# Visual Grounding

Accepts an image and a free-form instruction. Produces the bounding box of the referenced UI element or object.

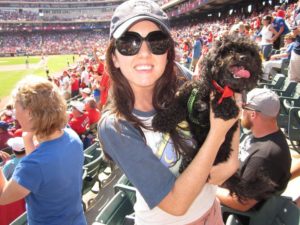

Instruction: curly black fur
[152,35,262,199]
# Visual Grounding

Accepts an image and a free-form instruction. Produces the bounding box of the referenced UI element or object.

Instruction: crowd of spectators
[0,0,299,223]
[0,9,112,22]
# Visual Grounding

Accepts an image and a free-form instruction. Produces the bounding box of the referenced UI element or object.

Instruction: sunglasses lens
[116,33,141,56]
[147,31,170,55]
[116,31,170,56]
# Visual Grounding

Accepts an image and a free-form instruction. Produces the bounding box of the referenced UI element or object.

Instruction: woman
[259,15,278,61]
[262,33,295,79]
[289,24,300,82]
[0,77,87,225]
[98,0,240,224]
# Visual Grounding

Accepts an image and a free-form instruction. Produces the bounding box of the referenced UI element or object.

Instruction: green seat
[258,74,286,89]
[287,107,300,150]
[9,212,27,225]
[277,83,300,129]
[82,143,108,211]
[226,214,243,225]
[222,195,300,225]
[273,80,297,97]
[92,190,135,225]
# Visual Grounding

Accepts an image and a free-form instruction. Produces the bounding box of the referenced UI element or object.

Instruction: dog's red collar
[212,80,234,104]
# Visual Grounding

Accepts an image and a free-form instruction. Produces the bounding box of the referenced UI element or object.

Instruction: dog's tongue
[231,66,250,78]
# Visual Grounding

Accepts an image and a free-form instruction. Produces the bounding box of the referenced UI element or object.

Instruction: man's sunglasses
[115,30,170,56]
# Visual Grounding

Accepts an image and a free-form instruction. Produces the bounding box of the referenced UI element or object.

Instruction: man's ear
[112,53,120,68]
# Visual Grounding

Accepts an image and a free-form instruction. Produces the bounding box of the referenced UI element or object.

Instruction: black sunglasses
[115,30,170,56]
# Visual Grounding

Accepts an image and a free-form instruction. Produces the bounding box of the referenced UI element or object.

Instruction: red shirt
[68,114,89,135]
[85,109,101,125]
[0,131,12,150]
[100,72,110,106]
[97,62,104,75]
[71,77,79,92]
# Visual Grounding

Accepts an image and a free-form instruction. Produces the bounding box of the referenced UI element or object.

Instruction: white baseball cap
[7,137,25,152]
[70,101,85,113]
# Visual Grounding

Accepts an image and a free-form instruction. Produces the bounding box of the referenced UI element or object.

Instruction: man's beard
[241,114,253,130]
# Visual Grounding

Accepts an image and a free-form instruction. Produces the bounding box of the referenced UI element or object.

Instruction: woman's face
[14,101,32,132]
[112,20,168,93]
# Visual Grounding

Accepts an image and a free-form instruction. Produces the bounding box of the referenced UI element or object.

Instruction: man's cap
[245,88,280,117]
[0,121,9,130]
[70,101,85,113]
[81,88,91,95]
[110,0,170,39]
[7,137,25,152]
[276,10,285,18]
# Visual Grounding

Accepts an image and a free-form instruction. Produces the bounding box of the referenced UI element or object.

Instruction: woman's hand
[0,151,11,165]
[209,93,242,135]
[22,132,36,155]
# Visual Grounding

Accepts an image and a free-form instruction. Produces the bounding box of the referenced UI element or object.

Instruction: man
[272,11,290,49]
[1,137,26,180]
[0,121,12,152]
[189,32,202,72]
[84,97,101,126]
[217,88,291,212]
[288,23,300,82]
[68,101,89,135]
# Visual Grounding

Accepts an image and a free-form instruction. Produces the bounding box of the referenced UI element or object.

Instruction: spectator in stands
[84,97,100,126]
[0,77,86,225]
[98,70,110,110]
[262,33,295,79]
[70,73,80,98]
[68,101,89,135]
[272,10,290,49]
[99,0,240,224]
[60,70,71,100]
[217,89,291,215]
[189,32,202,71]
[259,15,278,61]
[80,87,91,100]
[80,66,90,88]
[288,23,300,82]
[1,137,25,180]
[0,121,12,152]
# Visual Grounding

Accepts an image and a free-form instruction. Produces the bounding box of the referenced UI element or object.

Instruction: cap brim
[112,15,170,39]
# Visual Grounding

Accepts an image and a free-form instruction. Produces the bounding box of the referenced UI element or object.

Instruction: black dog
[152,35,262,198]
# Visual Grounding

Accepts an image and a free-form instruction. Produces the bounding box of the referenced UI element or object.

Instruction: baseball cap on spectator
[70,101,85,113]
[0,121,9,130]
[4,110,12,116]
[110,0,170,39]
[81,88,91,95]
[276,10,285,18]
[7,137,25,152]
[244,88,280,117]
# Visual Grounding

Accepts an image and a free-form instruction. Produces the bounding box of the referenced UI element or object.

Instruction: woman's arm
[158,97,240,216]
[208,124,240,185]
[0,170,29,205]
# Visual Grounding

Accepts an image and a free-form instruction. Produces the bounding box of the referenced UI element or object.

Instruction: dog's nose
[240,55,248,62]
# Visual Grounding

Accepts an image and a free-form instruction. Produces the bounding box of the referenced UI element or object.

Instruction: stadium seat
[277,83,300,129]
[258,73,286,89]
[221,195,300,225]
[82,143,108,211]
[286,107,300,151]
[225,214,243,225]
[92,190,135,225]
[9,212,27,225]
[269,58,290,77]
[272,80,298,97]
